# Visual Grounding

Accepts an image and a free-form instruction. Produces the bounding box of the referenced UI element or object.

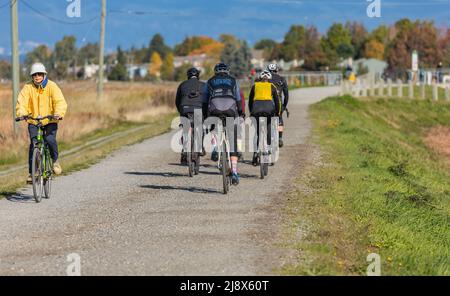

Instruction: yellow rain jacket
[16,78,68,126]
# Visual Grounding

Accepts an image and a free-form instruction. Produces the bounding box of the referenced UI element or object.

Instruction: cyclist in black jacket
[267,63,289,147]
[175,67,207,164]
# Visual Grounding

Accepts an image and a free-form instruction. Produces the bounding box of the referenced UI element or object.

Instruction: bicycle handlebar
[15,115,62,122]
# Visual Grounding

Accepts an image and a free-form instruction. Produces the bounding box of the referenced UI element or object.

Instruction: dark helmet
[214,62,230,75]
[187,67,200,79]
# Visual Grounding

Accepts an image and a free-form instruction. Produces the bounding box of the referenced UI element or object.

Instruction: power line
[21,0,98,25]
[108,9,188,17]
[0,0,12,10]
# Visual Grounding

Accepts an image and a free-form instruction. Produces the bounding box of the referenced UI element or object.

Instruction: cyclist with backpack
[248,70,280,166]
[175,67,207,164]
[15,63,68,184]
[267,63,289,148]
[206,62,243,185]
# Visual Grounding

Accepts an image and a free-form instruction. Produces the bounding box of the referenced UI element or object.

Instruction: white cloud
[0,47,5,55]
[18,41,47,54]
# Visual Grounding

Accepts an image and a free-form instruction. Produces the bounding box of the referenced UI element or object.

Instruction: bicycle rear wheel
[259,151,265,179]
[194,153,200,175]
[263,161,269,176]
[31,148,43,203]
[187,151,194,177]
[221,149,229,194]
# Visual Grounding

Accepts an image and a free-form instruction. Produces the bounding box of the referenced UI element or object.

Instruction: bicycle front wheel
[43,152,52,199]
[259,151,265,179]
[31,148,43,203]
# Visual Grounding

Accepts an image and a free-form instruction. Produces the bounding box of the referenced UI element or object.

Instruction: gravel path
[0,87,339,275]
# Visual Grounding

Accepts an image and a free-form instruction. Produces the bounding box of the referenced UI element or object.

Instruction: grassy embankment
[281,86,450,275]
[0,81,177,198]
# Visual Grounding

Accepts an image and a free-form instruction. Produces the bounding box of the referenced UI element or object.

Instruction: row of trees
[1,18,448,82]
[113,33,252,80]
[255,19,449,74]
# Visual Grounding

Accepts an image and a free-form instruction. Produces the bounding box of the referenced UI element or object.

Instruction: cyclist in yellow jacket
[248,70,280,165]
[16,63,68,184]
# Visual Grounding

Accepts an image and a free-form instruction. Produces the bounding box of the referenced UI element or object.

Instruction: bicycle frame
[35,125,52,180]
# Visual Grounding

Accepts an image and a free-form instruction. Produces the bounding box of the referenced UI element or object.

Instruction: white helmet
[259,70,272,80]
[267,63,278,73]
[30,63,47,76]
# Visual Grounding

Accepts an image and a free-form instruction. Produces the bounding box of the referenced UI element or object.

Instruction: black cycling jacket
[270,73,289,109]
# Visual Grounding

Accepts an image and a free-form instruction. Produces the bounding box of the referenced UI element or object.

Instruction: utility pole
[11,0,20,134]
[97,0,106,101]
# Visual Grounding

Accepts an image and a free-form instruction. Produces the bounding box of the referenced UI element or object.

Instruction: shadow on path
[6,193,36,203]
[125,172,185,178]
[140,184,222,194]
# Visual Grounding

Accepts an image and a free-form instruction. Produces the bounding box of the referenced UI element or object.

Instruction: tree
[25,44,52,68]
[438,28,450,66]
[345,21,368,59]
[174,62,193,81]
[321,23,352,67]
[174,36,223,57]
[53,35,77,79]
[0,60,11,80]
[108,46,128,81]
[370,25,391,46]
[189,38,224,58]
[219,34,239,46]
[220,39,252,78]
[147,34,171,61]
[386,19,442,75]
[303,26,328,70]
[77,43,99,64]
[130,46,148,64]
[148,52,163,79]
[160,53,174,80]
[363,39,385,60]
[337,43,355,59]
[280,25,306,61]
[254,38,278,59]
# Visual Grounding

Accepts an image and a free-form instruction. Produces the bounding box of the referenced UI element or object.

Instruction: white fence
[239,71,343,88]
[341,78,450,101]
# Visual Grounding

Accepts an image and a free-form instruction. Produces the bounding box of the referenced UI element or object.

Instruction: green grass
[282,95,450,275]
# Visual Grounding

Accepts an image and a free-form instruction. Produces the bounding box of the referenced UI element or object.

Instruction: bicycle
[256,116,271,179]
[215,116,232,194]
[16,115,60,203]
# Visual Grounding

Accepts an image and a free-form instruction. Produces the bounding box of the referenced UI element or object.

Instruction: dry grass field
[0,81,176,169]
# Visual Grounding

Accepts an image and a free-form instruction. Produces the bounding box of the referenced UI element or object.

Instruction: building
[250,49,265,69]
[173,54,214,72]
[127,64,149,80]
[250,48,303,71]
[83,64,100,79]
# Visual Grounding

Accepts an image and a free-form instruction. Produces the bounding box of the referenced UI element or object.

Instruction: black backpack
[180,79,204,116]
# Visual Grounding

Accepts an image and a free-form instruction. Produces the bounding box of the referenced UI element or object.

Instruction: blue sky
[0,0,449,55]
